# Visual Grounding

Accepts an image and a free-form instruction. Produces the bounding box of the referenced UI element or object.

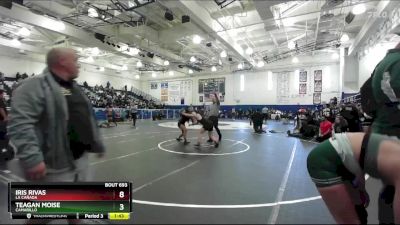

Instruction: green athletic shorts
[307,135,355,187]
[307,133,399,187]
[364,133,399,181]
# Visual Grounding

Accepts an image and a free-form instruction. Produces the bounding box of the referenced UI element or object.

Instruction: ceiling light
[238,63,243,69]
[121,45,128,52]
[190,56,196,62]
[288,41,296,49]
[340,33,350,42]
[136,61,143,68]
[91,47,100,56]
[11,39,21,47]
[152,72,157,78]
[188,69,193,74]
[128,1,137,8]
[130,47,139,55]
[332,53,339,60]
[352,4,366,15]
[55,21,65,31]
[18,27,30,36]
[282,17,295,27]
[99,67,105,72]
[220,50,227,58]
[219,59,222,65]
[168,71,174,76]
[245,47,253,55]
[135,75,140,79]
[292,57,299,63]
[257,61,265,68]
[164,60,170,66]
[86,56,94,63]
[193,35,202,44]
[88,8,98,18]
[44,20,65,31]
[235,44,244,55]
[122,65,128,70]
[211,66,217,72]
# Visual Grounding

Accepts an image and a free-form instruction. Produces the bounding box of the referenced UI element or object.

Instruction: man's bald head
[46,48,75,67]
[46,48,80,80]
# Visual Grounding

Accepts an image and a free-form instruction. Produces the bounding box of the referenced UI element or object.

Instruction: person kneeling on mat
[181,111,219,148]
[307,132,400,224]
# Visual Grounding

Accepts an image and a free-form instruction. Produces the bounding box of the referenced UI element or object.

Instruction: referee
[208,93,222,142]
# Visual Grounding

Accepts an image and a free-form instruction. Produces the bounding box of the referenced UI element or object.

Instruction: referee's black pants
[208,116,221,141]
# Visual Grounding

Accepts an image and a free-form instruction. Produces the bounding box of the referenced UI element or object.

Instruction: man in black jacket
[251,109,265,133]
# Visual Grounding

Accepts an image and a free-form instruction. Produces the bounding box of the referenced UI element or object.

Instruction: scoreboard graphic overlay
[198,78,225,102]
[9,182,132,220]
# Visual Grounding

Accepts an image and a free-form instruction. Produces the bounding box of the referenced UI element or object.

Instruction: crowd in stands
[0,72,368,136]
[209,96,367,141]
[81,81,164,109]
[0,72,35,106]
[1,72,164,110]
[286,96,371,142]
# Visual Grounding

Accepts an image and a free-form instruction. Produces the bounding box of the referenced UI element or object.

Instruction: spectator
[262,106,268,123]
[15,72,21,80]
[8,47,106,225]
[0,72,4,84]
[316,116,333,142]
[340,102,361,132]
[251,109,264,133]
[0,90,7,122]
[322,104,334,123]
[334,115,348,133]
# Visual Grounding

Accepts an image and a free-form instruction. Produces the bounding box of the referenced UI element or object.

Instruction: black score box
[11,213,80,219]
[11,213,130,220]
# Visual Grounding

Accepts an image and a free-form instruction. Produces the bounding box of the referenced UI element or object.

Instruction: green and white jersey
[371,49,400,137]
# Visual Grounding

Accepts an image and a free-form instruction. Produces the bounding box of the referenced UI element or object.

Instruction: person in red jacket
[316,116,333,142]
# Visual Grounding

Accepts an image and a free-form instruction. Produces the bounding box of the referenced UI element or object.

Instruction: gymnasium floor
[0,119,383,224]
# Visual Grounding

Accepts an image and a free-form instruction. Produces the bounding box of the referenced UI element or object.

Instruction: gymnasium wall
[358,42,396,88]
[142,63,340,106]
